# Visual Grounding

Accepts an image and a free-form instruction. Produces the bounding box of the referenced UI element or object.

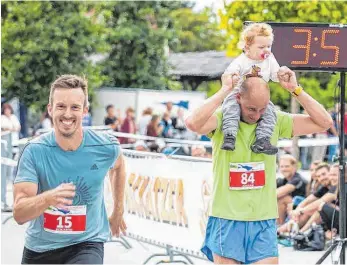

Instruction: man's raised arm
[185,73,239,135]
[277,66,333,136]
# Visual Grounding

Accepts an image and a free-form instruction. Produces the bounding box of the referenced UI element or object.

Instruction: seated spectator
[318,173,346,236]
[104,104,120,131]
[148,139,166,153]
[278,163,337,233]
[172,108,187,133]
[191,145,212,159]
[82,110,92,127]
[134,140,149,152]
[41,111,53,130]
[33,111,52,135]
[297,164,339,233]
[120,107,136,144]
[306,160,322,197]
[160,112,174,138]
[138,107,153,135]
[276,155,307,225]
[146,115,163,137]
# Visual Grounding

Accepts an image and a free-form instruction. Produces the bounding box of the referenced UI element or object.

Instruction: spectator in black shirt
[104,104,120,131]
[305,160,322,197]
[278,163,338,233]
[296,164,340,233]
[277,155,307,225]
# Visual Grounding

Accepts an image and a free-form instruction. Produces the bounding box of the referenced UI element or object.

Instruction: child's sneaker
[221,134,236,151]
[251,137,278,155]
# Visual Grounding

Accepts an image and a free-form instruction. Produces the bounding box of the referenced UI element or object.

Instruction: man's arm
[110,120,119,131]
[109,154,127,237]
[297,192,337,216]
[329,124,339,136]
[109,154,126,215]
[185,73,239,135]
[277,184,295,199]
[277,67,333,136]
[13,182,75,225]
[297,194,318,209]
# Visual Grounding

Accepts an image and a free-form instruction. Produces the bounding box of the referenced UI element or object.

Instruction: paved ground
[2,212,343,264]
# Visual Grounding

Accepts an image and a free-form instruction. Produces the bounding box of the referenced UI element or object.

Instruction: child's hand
[221,72,240,92]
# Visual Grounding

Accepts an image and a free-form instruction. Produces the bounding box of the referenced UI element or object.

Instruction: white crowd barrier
[104,149,213,256]
[27,127,341,148]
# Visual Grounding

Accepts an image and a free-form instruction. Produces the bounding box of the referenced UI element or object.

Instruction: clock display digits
[320,29,340,65]
[291,29,312,65]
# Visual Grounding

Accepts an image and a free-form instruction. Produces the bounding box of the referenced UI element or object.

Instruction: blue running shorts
[201,216,278,264]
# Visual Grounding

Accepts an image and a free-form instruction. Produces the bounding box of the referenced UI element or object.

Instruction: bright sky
[192,0,226,13]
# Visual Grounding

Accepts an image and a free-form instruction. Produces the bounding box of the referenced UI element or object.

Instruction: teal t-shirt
[15,129,120,252]
[209,109,293,221]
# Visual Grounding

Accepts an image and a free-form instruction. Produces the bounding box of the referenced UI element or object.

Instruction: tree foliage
[98,1,187,89]
[220,0,347,110]
[169,7,226,52]
[1,1,106,109]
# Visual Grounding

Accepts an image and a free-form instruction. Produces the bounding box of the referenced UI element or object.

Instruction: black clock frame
[245,21,347,72]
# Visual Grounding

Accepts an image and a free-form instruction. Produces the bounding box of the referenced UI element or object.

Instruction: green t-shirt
[209,109,293,221]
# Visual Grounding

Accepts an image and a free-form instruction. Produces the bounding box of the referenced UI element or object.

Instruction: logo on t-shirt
[90,164,98,170]
[245,65,263,78]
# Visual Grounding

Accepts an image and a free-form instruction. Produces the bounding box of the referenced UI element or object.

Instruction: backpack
[293,224,325,251]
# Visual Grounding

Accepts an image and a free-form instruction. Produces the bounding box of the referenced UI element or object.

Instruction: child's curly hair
[238,23,274,50]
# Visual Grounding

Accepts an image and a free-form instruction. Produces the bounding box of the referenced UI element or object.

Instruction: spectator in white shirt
[138,107,153,135]
[1,103,21,144]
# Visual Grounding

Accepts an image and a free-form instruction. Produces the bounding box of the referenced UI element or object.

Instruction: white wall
[93,89,136,126]
[92,88,207,126]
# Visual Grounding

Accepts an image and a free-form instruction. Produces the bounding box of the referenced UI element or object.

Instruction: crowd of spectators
[276,155,345,248]
[103,102,206,157]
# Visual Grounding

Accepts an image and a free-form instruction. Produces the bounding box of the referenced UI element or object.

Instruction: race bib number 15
[43,205,86,234]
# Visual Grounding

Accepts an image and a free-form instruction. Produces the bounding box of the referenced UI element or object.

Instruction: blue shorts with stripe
[201,217,278,264]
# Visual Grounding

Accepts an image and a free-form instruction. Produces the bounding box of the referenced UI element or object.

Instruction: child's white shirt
[224,53,280,83]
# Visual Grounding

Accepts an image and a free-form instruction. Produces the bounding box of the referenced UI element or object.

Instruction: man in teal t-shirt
[185,67,333,264]
[13,75,127,264]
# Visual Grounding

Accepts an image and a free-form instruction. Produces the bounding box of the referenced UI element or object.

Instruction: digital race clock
[265,22,347,71]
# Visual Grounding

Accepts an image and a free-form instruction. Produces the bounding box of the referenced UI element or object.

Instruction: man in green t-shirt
[185,67,333,264]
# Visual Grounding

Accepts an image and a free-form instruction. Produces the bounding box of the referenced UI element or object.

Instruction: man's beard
[59,130,75,138]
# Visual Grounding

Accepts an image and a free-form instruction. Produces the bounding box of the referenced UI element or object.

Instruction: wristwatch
[292,85,303,97]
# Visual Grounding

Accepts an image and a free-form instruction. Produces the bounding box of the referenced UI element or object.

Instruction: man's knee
[213,253,240,264]
[278,195,292,205]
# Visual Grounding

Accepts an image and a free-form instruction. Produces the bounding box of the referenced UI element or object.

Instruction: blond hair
[315,162,330,173]
[238,23,274,50]
[49,74,89,107]
[279,154,297,167]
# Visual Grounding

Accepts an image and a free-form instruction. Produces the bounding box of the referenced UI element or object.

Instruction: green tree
[98,1,187,89]
[169,7,226,52]
[220,0,347,110]
[1,1,106,109]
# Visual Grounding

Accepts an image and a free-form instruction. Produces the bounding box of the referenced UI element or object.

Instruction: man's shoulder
[293,172,307,183]
[84,129,120,147]
[29,131,55,148]
[18,132,55,161]
[276,110,291,120]
[275,111,293,132]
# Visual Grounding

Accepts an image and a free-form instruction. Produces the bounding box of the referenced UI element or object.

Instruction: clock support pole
[316,72,346,265]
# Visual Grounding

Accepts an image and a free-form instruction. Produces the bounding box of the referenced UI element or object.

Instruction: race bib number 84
[229,162,265,190]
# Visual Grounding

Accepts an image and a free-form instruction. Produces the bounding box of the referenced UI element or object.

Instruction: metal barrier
[125,232,206,265]
[1,132,14,210]
[119,149,211,264]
